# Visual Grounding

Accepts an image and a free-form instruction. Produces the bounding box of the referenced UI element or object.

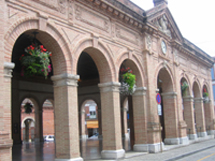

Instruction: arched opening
[118,59,146,151]
[202,85,210,133]
[121,98,129,151]
[42,99,54,138]
[157,67,175,143]
[180,78,190,120]
[10,28,65,160]
[77,51,101,160]
[20,98,35,142]
[180,78,197,140]
[193,82,207,137]
[12,31,54,144]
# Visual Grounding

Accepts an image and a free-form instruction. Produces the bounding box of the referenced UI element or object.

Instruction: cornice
[80,0,147,31]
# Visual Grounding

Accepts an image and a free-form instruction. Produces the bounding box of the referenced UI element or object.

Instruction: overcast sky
[130,0,215,57]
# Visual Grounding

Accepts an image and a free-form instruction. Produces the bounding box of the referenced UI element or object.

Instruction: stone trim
[148,142,164,153]
[188,134,198,140]
[194,97,204,103]
[133,144,148,152]
[101,149,125,159]
[55,157,83,161]
[183,95,194,102]
[4,62,15,78]
[204,99,211,104]
[98,82,121,93]
[133,87,147,96]
[161,92,177,99]
[51,73,79,87]
[164,137,180,145]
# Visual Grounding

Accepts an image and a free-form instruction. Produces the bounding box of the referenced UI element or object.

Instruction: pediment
[146,6,184,43]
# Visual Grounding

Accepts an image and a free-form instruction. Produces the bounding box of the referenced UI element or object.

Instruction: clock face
[161,40,167,54]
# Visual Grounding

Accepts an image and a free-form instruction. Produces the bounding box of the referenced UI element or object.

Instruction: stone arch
[179,74,191,96]
[20,96,40,112]
[192,80,201,98]
[41,98,54,107]
[155,62,175,93]
[4,16,72,75]
[202,82,211,99]
[21,117,35,128]
[79,98,100,112]
[116,51,145,87]
[72,37,115,83]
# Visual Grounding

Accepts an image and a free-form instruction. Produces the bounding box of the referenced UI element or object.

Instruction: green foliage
[181,81,188,96]
[122,72,136,92]
[20,44,52,79]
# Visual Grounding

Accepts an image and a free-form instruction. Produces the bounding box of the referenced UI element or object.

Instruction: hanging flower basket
[203,88,209,97]
[181,81,188,96]
[24,102,33,114]
[20,44,52,79]
[120,67,136,95]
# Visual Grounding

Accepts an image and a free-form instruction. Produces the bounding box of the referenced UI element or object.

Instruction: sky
[130,0,215,57]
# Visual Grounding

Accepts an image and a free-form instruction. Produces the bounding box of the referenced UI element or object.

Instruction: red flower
[49,53,52,56]
[30,45,34,50]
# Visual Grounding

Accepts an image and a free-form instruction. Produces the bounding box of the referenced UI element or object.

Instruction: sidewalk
[86,135,215,161]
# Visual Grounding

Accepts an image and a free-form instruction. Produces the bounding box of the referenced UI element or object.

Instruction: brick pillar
[34,109,43,142]
[98,82,125,159]
[80,110,87,139]
[122,107,129,150]
[133,87,148,152]
[194,98,207,137]
[161,92,188,145]
[0,62,14,161]
[98,108,102,139]
[203,99,214,135]
[51,73,83,161]
[183,96,197,140]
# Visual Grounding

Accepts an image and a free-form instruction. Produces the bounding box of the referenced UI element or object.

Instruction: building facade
[0,0,214,161]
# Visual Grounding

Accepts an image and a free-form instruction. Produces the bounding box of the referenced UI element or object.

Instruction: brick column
[132,87,148,152]
[194,98,207,137]
[80,110,87,140]
[183,96,197,140]
[203,99,214,135]
[34,109,43,142]
[98,82,125,159]
[98,108,102,139]
[0,62,14,161]
[162,92,188,145]
[51,73,83,161]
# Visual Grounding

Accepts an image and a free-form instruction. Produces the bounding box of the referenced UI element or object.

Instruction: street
[177,147,215,161]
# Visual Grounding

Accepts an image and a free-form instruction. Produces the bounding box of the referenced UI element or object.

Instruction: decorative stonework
[133,87,147,96]
[58,0,67,14]
[146,35,152,50]
[75,5,110,32]
[68,0,74,21]
[194,98,204,103]
[51,73,79,87]
[161,92,177,99]
[115,25,139,45]
[4,62,15,78]
[183,96,194,102]
[31,0,59,12]
[154,15,172,38]
[173,49,180,66]
[98,82,121,93]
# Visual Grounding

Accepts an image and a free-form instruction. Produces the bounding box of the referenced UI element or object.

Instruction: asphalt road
[177,146,215,161]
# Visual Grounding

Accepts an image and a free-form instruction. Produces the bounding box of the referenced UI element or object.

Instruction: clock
[161,40,167,54]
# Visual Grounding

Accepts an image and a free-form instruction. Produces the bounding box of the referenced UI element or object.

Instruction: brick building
[0,0,214,161]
